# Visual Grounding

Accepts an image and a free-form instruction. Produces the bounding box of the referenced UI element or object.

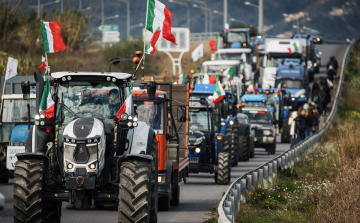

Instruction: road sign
[98,25,119,31]
[143,28,190,53]
[6,146,25,170]
[102,31,120,43]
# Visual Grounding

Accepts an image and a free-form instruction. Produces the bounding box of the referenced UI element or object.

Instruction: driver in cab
[190,114,205,130]
[76,89,104,117]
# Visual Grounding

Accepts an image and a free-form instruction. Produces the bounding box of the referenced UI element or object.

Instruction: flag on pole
[288,42,299,54]
[191,43,204,62]
[254,82,258,94]
[116,84,133,121]
[145,0,177,55]
[40,21,66,53]
[276,82,282,95]
[240,53,247,62]
[246,84,254,93]
[225,23,230,33]
[211,76,225,106]
[39,56,47,74]
[215,34,221,49]
[39,79,55,119]
[176,73,185,84]
[203,73,210,84]
[145,27,161,54]
[151,75,156,81]
[223,66,235,80]
[226,76,232,87]
[5,57,18,80]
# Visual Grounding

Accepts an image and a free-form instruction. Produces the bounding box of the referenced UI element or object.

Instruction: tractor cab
[221,28,251,49]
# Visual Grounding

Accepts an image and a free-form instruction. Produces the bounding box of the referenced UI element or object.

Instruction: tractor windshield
[189,110,211,132]
[227,32,247,44]
[278,80,303,89]
[134,101,165,134]
[243,101,266,107]
[56,81,123,126]
[245,112,272,124]
[267,57,284,68]
[1,99,36,123]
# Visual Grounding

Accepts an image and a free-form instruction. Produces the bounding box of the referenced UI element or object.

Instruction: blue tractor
[0,76,38,183]
[188,84,232,184]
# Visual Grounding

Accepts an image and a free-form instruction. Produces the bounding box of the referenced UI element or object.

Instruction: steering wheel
[190,125,199,130]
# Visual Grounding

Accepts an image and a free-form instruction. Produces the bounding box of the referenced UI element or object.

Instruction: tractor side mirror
[177,106,186,122]
[147,81,156,100]
[21,81,30,100]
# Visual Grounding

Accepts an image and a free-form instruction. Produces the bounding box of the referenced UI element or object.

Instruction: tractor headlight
[71,139,76,144]
[89,163,96,170]
[221,122,225,126]
[127,122,132,127]
[229,120,234,125]
[35,121,40,126]
[120,113,128,120]
[195,148,201,153]
[35,115,40,120]
[291,98,296,101]
[65,138,70,143]
[194,137,203,145]
[263,130,273,136]
[106,77,111,81]
[133,116,138,122]
[300,94,305,98]
[93,138,98,143]
[40,121,45,126]
[112,78,116,82]
[67,163,73,169]
[40,114,45,119]
[87,139,92,143]
[133,121,138,127]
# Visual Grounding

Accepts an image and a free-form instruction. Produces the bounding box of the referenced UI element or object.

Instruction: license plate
[6,146,25,170]
[189,157,199,164]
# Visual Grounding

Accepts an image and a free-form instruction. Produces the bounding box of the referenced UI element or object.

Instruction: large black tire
[118,160,153,223]
[225,124,237,167]
[150,139,158,222]
[158,189,170,211]
[216,152,231,185]
[13,160,61,223]
[231,126,239,166]
[238,135,249,161]
[281,119,291,143]
[170,186,180,206]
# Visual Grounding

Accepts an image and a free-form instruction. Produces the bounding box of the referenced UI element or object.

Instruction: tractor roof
[217,48,252,54]
[51,72,132,80]
[241,94,267,102]
[192,84,216,94]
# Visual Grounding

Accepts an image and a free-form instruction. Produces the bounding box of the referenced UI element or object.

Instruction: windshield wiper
[61,102,79,119]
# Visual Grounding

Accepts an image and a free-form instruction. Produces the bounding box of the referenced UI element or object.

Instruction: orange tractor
[132,81,189,211]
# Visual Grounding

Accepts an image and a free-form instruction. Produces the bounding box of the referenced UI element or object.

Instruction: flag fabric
[176,73,185,84]
[227,76,232,87]
[240,53,247,62]
[40,21,66,53]
[288,42,299,54]
[145,27,161,54]
[151,75,156,81]
[211,76,226,106]
[254,82,258,94]
[39,79,55,119]
[5,57,18,80]
[276,82,282,94]
[246,84,254,93]
[116,84,133,121]
[39,56,47,74]
[223,66,235,80]
[215,34,221,49]
[146,0,177,45]
[191,43,204,62]
[203,73,210,84]
[225,23,230,33]
[209,76,217,84]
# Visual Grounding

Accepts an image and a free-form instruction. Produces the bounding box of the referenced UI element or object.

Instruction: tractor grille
[189,157,199,164]
[255,130,263,137]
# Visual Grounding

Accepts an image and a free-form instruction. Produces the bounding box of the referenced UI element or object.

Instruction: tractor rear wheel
[238,135,250,161]
[118,160,153,223]
[216,152,231,185]
[281,119,291,143]
[13,160,61,223]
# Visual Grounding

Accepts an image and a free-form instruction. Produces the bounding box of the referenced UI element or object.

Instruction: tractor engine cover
[63,118,106,176]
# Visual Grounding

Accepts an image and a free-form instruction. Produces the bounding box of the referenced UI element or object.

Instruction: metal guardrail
[190,32,219,42]
[217,39,357,223]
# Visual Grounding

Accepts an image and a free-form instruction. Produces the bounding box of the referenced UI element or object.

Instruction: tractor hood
[63,117,104,140]
[282,88,306,99]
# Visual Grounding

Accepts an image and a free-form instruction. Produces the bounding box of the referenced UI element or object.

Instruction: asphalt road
[0,44,348,223]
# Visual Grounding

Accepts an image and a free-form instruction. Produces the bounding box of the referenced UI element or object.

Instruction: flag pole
[142,0,150,81]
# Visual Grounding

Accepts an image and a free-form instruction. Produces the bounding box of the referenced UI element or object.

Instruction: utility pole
[101,0,104,26]
[61,0,63,13]
[224,0,228,27]
[259,0,263,34]
[38,0,40,18]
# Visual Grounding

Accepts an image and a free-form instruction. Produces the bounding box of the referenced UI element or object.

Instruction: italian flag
[215,34,220,48]
[225,23,230,33]
[39,79,55,119]
[246,84,254,93]
[176,73,185,84]
[223,66,235,80]
[145,27,161,54]
[40,21,66,53]
[240,53,247,62]
[145,0,177,54]
[116,83,133,121]
[39,56,47,74]
[288,42,299,54]
[211,76,225,106]
[203,73,210,84]
[276,82,282,95]
[254,82,258,94]
[151,75,156,81]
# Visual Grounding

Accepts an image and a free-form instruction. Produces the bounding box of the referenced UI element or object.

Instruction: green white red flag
[240,53,247,62]
[254,82,258,94]
[40,21,66,53]
[145,0,177,55]
[215,34,220,49]
[288,42,299,54]
[116,83,133,121]
[276,82,282,94]
[39,79,55,119]
[223,66,235,80]
[151,75,156,81]
[176,73,185,84]
[246,84,254,93]
[39,56,47,74]
[211,76,225,106]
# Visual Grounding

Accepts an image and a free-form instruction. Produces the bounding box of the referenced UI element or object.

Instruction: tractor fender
[124,154,153,163]
[25,126,50,154]
[129,121,155,156]
[16,152,49,170]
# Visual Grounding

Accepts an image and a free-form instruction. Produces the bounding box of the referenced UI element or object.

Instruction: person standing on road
[295,107,306,140]
[303,103,314,138]
[327,65,336,83]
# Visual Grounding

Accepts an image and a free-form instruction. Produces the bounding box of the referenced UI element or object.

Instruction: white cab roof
[217,48,252,54]
[202,60,241,66]
[51,72,132,80]
[265,39,304,54]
